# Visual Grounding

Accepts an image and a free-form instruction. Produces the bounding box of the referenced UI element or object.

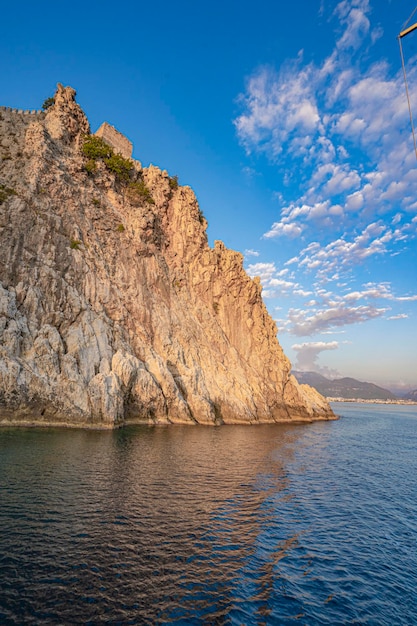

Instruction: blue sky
[2,0,416,391]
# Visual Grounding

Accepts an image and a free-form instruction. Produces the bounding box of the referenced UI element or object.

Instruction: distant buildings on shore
[328,398,417,405]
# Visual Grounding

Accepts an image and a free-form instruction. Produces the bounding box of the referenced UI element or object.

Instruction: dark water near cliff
[1,403,416,625]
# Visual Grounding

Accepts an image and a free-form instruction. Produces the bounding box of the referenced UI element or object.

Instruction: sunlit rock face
[0,84,335,427]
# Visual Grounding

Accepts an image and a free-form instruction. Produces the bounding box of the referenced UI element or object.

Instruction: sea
[0,402,416,625]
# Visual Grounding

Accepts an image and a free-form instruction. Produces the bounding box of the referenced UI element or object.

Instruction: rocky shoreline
[0,411,337,430]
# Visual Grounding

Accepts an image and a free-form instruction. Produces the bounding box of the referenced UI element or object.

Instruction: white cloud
[269,278,293,288]
[292,340,339,374]
[278,281,415,336]
[244,249,260,257]
[246,262,278,283]
[263,220,305,239]
[396,295,417,302]
[246,261,303,299]
[324,165,361,195]
[242,166,260,180]
[288,303,388,336]
[334,2,370,51]
[345,191,364,211]
[341,282,417,302]
[234,0,417,256]
[234,61,322,159]
[235,1,417,343]
[333,112,367,136]
[292,222,412,281]
[293,288,313,297]
[387,313,409,320]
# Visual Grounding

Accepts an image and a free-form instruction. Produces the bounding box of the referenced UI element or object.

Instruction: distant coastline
[328,398,417,405]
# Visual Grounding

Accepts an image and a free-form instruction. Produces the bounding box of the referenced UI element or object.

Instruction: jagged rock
[0,84,335,427]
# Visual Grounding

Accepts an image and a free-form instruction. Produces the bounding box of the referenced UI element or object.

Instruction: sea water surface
[1,403,416,625]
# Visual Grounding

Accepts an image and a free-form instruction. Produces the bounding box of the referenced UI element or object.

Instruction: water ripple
[0,405,416,624]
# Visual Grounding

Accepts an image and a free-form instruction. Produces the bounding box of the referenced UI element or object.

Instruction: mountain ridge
[293,371,398,400]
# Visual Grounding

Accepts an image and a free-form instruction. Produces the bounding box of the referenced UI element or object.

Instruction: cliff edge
[0,85,335,427]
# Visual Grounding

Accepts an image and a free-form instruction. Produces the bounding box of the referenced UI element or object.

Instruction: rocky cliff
[0,84,334,427]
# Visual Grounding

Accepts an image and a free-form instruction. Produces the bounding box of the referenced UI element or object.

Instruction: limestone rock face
[0,85,335,427]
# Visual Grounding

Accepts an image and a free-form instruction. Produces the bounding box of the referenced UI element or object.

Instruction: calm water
[0,403,416,625]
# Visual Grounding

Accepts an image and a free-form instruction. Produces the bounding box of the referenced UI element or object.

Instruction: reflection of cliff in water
[1,422,312,623]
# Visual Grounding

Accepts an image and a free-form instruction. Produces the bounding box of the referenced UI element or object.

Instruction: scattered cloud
[293,288,313,297]
[236,0,417,356]
[242,166,260,180]
[247,262,289,279]
[246,262,297,298]
[292,222,412,282]
[387,313,409,320]
[264,219,305,239]
[276,280,415,335]
[244,248,260,258]
[342,282,417,302]
[334,0,371,51]
[246,261,280,283]
[288,303,388,336]
[246,254,416,334]
[234,0,417,256]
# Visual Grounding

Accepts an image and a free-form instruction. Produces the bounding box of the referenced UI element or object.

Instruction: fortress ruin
[94,122,133,159]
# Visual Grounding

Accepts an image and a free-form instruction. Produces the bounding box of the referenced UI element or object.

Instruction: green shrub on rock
[198,207,206,224]
[104,153,134,182]
[82,135,113,160]
[127,180,154,204]
[42,96,55,111]
[169,175,179,190]
[84,159,97,175]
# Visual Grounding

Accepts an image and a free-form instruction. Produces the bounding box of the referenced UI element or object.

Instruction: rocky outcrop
[0,84,335,427]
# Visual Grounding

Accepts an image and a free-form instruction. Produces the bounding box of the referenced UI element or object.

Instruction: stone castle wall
[0,106,45,118]
[94,122,132,159]
[0,110,132,161]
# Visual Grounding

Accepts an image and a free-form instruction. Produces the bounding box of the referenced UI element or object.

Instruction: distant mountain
[293,371,398,400]
[403,389,417,401]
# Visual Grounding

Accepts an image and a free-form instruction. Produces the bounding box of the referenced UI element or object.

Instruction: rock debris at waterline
[0,84,335,427]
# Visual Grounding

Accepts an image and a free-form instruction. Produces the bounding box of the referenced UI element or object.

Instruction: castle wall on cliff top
[0,106,45,118]
[94,122,133,159]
